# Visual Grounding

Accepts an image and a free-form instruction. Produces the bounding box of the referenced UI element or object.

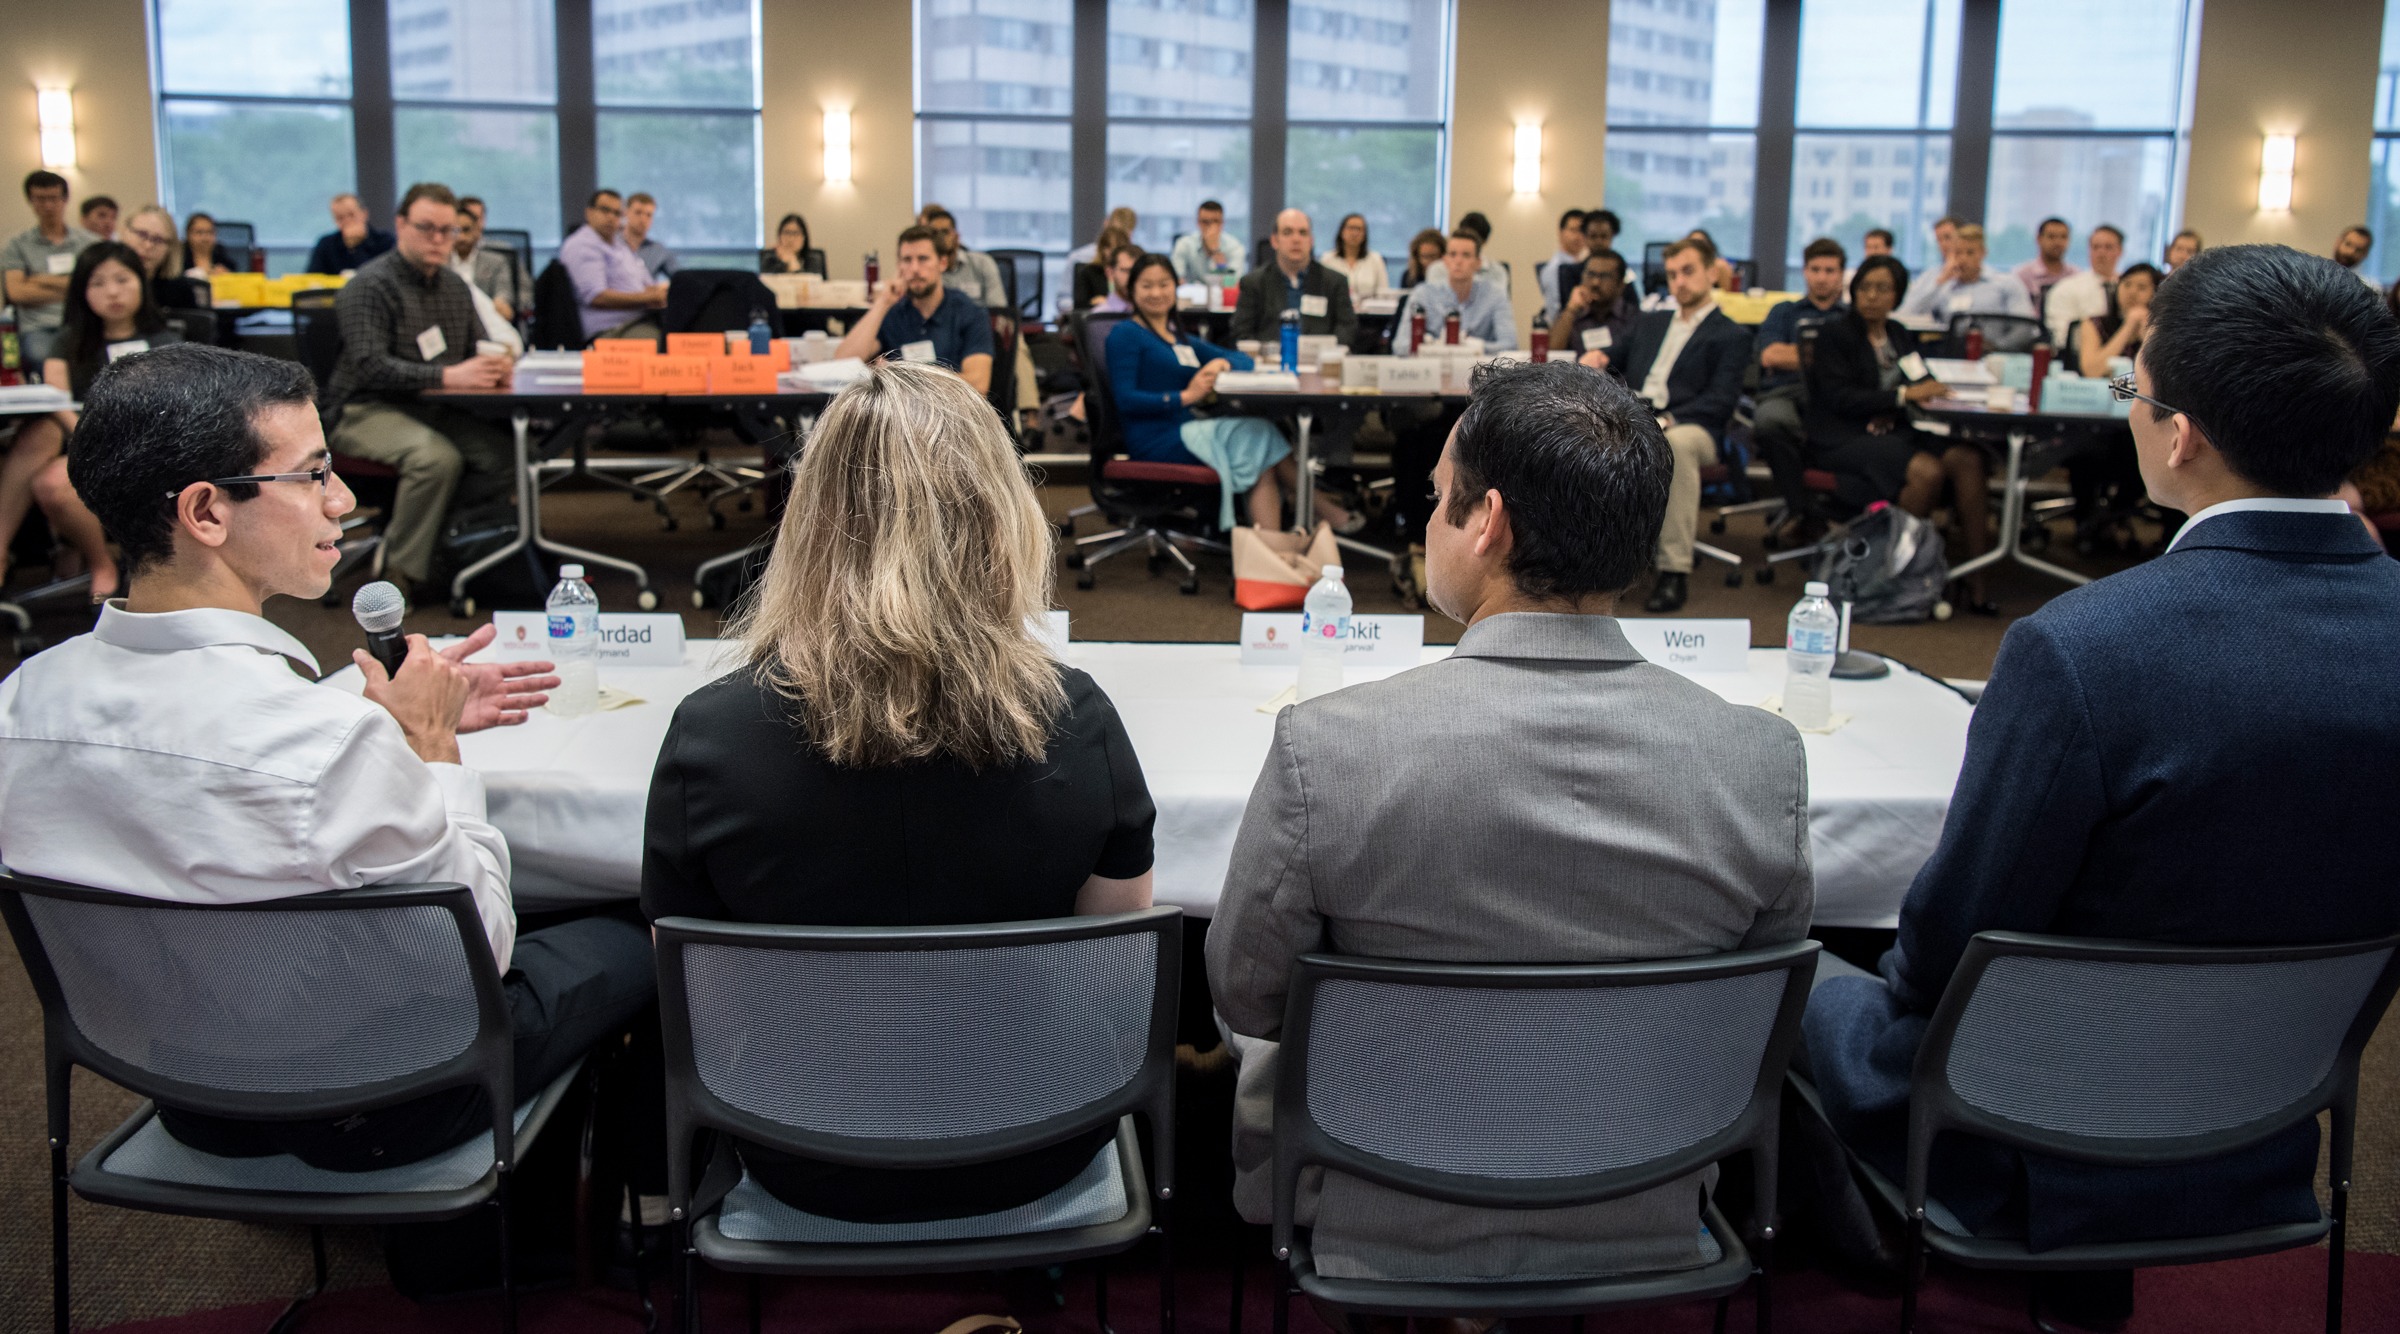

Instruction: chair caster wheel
[1064,552,1086,570]
[1933,600,1954,621]
[449,597,475,619]
[661,517,679,532]
[1075,571,1096,590]
[1756,567,1776,585]
[692,589,708,608]
[1179,577,1199,595]
[1058,521,1076,541]
[1709,518,1727,534]
[709,512,727,531]
[1761,532,1782,551]
[737,499,753,513]
[1146,553,1165,576]
[637,589,659,610]
[1724,568,1743,588]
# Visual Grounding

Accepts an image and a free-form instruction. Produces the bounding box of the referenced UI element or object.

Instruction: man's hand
[440,354,512,390]
[872,276,907,308]
[356,634,472,765]
[645,281,670,309]
[438,624,560,731]
[1565,285,1592,316]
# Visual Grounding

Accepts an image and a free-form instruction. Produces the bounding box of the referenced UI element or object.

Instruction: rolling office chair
[213,220,259,272]
[649,270,783,523]
[290,289,394,593]
[530,260,596,351]
[483,228,534,265]
[1061,310,1229,596]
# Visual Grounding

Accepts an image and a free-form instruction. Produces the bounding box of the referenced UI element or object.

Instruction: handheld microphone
[351,581,410,678]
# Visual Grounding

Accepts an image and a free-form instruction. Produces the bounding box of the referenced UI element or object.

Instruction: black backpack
[1815,502,1949,624]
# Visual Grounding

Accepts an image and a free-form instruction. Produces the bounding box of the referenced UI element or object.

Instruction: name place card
[1239,613,1425,666]
[491,611,687,665]
[1615,618,1752,674]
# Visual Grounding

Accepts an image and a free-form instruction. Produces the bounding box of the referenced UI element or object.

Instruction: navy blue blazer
[1804,508,2400,1251]
[1616,306,1751,442]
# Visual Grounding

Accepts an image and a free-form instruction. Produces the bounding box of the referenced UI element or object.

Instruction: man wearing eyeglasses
[323,180,515,602]
[1801,244,2400,1329]
[0,341,656,1175]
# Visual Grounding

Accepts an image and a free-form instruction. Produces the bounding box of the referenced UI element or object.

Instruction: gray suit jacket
[1206,612,1812,1281]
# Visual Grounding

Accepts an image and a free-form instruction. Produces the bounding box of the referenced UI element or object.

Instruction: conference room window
[1283,0,1453,275]
[914,0,1077,303]
[1982,0,2199,270]
[1106,0,1256,258]
[389,0,563,259]
[2369,0,2400,282]
[1604,0,1764,281]
[593,0,764,268]
[151,0,359,271]
[1784,0,1958,277]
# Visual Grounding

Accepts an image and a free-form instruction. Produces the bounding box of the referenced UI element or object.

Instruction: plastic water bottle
[1297,565,1352,702]
[1783,581,1839,731]
[546,563,600,718]
[747,307,773,356]
[1280,306,1301,372]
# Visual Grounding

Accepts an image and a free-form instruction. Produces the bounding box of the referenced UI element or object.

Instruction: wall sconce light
[824,109,852,185]
[37,88,76,170]
[1512,121,1542,195]
[2258,133,2296,212]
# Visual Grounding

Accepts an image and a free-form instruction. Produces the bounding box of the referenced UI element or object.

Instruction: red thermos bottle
[1444,311,1461,345]
[864,249,879,288]
[2028,345,2053,410]
[1964,326,1985,360]
[1409,307,1426,355]
[1529,310,1550,362]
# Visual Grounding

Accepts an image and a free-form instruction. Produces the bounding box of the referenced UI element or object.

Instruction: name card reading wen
[491,612,687,665]
[1240,613,1424,666]
[1615,617,1751,674]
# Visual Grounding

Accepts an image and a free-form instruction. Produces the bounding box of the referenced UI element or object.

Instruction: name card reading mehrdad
[490,612,687,665]
[1615,618,1752,674]
[1239,614,1425,666]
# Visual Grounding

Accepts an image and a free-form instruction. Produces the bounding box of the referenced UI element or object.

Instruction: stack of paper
[1214,371,1302,393]
[0,384,73,411]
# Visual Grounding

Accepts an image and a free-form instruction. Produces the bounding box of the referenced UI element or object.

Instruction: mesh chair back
[4,879,494,1107]
[158,307,217,349]
[1643,241,1672,294]
[1935,938,2398,1145]
[987,310,1020,420]
[291,289,343,393]
[484,229,533,264]
[1074,311,1133,466]
[991,249,1044,323]
[531,260,588,349]
[214,221,257,269]
[1943,313,2046,357]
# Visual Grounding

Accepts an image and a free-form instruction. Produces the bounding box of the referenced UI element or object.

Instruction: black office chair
[1253,235,1274,269]
[1940,312,2046,359]
[1643,240,1673,295]
[483,228,534,264]
[990,248,1046,324]
[1062,311,1228,595]
[530,259,593,350]
[652,270,782,514]
[987,308,1022,434]
[155,305,217,348]
[290,288,394,591]
[214,220,259,272]
[1729,258,1759,289]
[1792,930,2400,1334]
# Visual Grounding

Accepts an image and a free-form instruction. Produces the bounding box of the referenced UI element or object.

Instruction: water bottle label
[1788,626,1836,655]
[548,614,577,639]
[1323,616,1347,639]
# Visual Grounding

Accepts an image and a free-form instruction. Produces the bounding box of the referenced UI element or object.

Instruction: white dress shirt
[2166,497,2354,551]
[0,604,516,968]
[1319,249,1388,299]
[1899,268,2036,321]
[1640,301,1713,411]
[2043,270,2113,347]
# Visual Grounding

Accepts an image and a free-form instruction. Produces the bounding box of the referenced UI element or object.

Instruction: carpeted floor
[1,461,2392,1333]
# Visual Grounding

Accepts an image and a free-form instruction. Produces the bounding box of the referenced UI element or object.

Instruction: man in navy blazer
[1802,243,2400,1326]
[1607,237,1752,611]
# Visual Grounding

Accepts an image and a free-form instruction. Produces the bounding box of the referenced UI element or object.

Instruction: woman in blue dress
[1105,252,1357,533]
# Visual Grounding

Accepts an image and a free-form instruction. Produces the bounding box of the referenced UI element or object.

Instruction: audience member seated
[1170,199,1246,286]
[1455,211,1509,295]
[6,242,186,602]
[1105,253,1352,534]
[2164,228,2203,272]
[0,341,653,1177]
[623,192,679,279]
[835,225,994,395]
[1583,208,1621,256]
[1397,228,1516,350]
[1399,227,1446,289]
[1072,224,1134,311]
[642,360,1155,1227]
[1753,238,1852,528]
[1208,357,1811,1289]
[2012,216,2081,308]
[305,192,395,275]
[1231,209,1358,347]
[323,183,517,603]
[1804,255,1994,613]
[561,189,669,344]
[1861,228,1895,258]
[2076,262,2158,377]
[121,205,203,309]
[920,204,1011,310]
[2044,224,2124,346]
[1604,237,1749,613]
[177,211,235,279]
[1318,212,1388,301]
[1800,244,2400,1329]
[78,195,118,242]
[3,170,97,365]
[1536,207,1590,320]
[1090,242,1138,314]
[1554,247,1638,365]
[2067,263,2165,550]
[760,211,823,276]
[2333,224,2378,289]
[1689,228,1742,292]
[1069,206,1138,267]
[1899,223,2034,321]
[455,196,531,319]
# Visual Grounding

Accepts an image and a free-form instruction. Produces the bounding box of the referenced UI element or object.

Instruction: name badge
[1946,294,1972,313]
[491,611,685,666]
[104,339,150,362]
[1897,351,1932,382]
[900,338,938,363]
[1299,294,1329,318]
[1240,613,1424,667]
[1616,617,1752,675]
[417,325,448,361]
[1172,343,1200,368]
[45,253,74,275]
[1582,326,1613,351]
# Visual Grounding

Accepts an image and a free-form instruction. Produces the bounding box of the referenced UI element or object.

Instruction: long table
[1915,397,2133,589]
[343,639,1974,930]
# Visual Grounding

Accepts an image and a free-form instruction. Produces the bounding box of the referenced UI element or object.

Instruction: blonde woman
[642,359,1156,1224]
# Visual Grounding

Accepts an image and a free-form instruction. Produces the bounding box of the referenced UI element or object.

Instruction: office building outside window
[593,0,763,269]
[915,0,1077,309]
[390,0,561,257]
[2369,1,2400,283]
[1604,0,1764,288]
[1106,0,1257,262]
[1284,0,1452,275]
[1786,0,1958,278]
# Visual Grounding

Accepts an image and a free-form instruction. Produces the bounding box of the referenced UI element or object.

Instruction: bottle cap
[1803,580,1829,596]
[1322,564,1344,580]
[560,563,585,579]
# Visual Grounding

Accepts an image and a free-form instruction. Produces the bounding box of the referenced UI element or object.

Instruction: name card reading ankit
[1616,618,1751,675]
[1239,613,1424,666]
[491,612,687,665]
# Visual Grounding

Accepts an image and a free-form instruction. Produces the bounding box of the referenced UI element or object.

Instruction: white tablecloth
[425,640,1971,929]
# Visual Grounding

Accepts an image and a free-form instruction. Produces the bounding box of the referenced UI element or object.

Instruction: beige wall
[758,0,912,278]
[1445,0,1612,345]
[2184,0,2382,254]
[1,0,158,228]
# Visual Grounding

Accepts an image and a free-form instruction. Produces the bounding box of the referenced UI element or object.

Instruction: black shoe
[1645,571,1689,613]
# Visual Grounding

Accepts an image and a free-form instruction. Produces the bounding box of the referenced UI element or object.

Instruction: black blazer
[1616,306,1750,440]
[1231,259,1359,346]
[1803,310,1911,438]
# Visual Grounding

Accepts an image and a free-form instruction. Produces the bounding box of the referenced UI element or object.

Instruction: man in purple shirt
[559,189,667,342]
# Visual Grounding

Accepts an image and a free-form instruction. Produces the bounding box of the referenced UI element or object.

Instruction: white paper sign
[491,611,686,665]
[1239,613,1424,666]
[1616,618,1752,675]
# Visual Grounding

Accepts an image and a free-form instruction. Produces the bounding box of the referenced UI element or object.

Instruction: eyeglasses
[164,467,331,499]
[403,220,459,239]
[128,229,176,247]
[2108,372,2191,422]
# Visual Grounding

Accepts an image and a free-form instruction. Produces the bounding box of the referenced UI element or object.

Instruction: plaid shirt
[325,249,482,412]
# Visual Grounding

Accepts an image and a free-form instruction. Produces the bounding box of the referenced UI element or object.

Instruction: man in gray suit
[1207,357,1813,1284]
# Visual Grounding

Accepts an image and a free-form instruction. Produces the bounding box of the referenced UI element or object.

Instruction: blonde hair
[729,360,1064,769]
